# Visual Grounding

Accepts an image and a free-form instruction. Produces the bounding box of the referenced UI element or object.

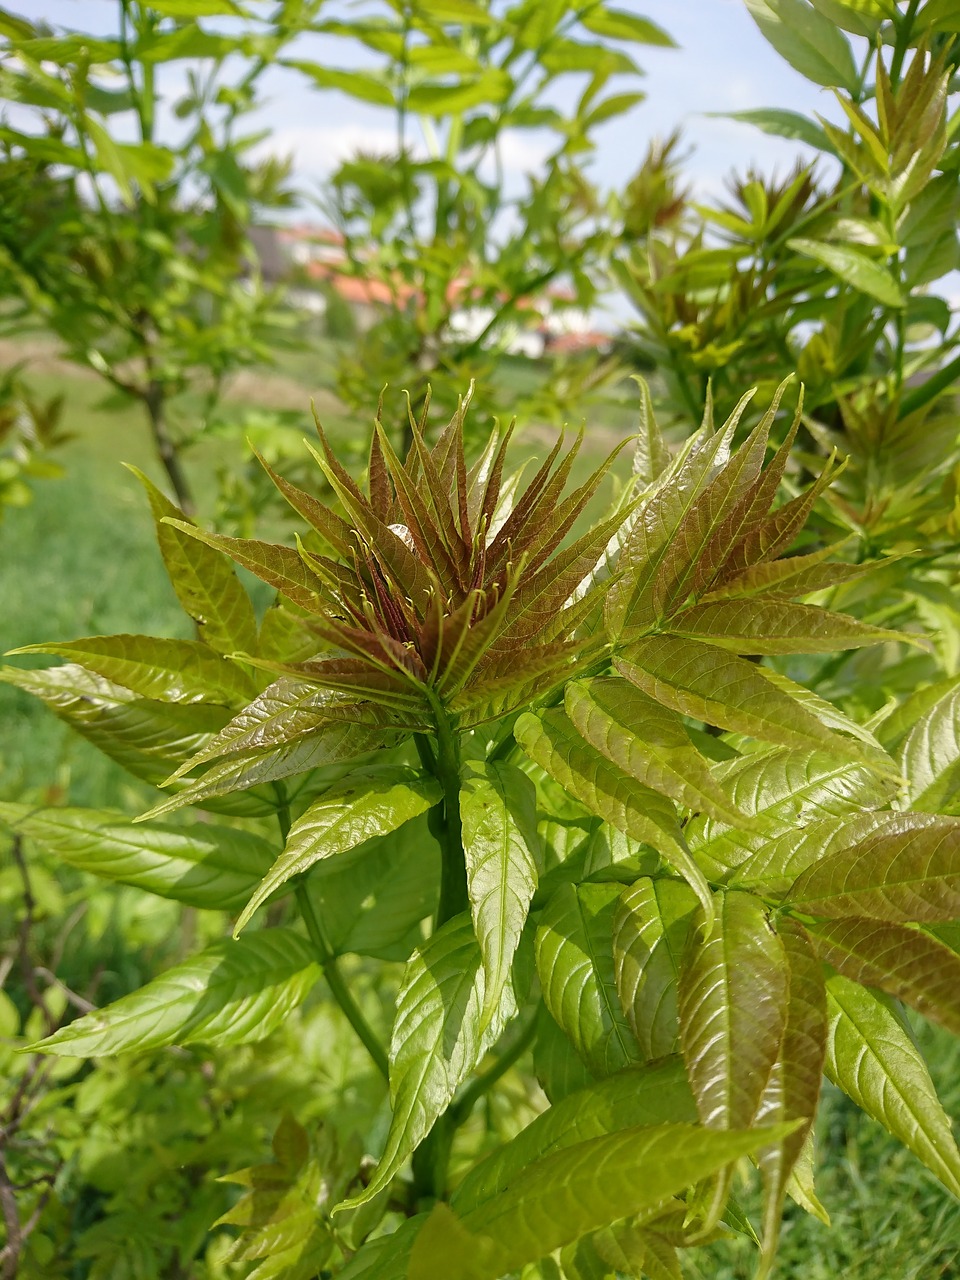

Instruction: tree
[0,0,310,512]
[291,0,674,446]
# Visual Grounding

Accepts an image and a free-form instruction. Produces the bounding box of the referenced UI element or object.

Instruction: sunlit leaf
[824,975,960,1197]
[536,882,642,1075]
[31,930,320,1055]
[337,913,516,1210]
[460,760,539,1025]
[234,769,441,933]
[0,803,272,910]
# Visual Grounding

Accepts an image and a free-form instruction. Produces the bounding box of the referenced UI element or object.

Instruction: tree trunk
[144,384,194,515]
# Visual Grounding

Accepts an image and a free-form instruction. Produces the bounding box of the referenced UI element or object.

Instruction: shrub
[4,383,960,1278]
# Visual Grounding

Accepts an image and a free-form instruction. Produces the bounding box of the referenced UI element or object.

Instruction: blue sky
[14,1,839,201]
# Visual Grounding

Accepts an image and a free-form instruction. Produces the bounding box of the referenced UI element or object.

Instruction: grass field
[3,339,960,1276]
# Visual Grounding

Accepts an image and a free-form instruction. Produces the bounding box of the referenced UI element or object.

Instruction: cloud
[252,123,409,180]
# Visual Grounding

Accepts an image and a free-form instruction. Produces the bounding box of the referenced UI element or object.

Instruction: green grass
[689,1022,960,1278]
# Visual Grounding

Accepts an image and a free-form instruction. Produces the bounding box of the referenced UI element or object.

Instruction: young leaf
[729,812,893,896]
[234,769,441,933]
[127,466,258,656]
[631,376,670,485]
[898,683,960,814]
[788,814,960,921]
[536,882,643,1076]
[515,709,714,923]
[451,1058,696,1214]
[679,888,788,1124]
[139,721,395,819]
[460,760,540,1025]
[337,912,516,1210]
[671,598,907,655]
[811,918,960,1035]
[7,634,255,706]
[754,919,827,1276]
[30,929,320,1056]
[0,803,272,911]
[566,677,751,824]
[679,890,789,1223]
[686,747,889,879]
[616,636,858,754]
[448,1121,797,1279]
[824,975,960,1197]
[612,877,698,1059]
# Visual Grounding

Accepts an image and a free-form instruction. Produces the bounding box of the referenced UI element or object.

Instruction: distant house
[249,221,612,356]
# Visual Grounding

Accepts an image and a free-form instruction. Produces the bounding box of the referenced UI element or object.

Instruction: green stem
[890,0,920,88]
[451,1009,539,1123]
[275,789,389,1082]
[425,694,468,927]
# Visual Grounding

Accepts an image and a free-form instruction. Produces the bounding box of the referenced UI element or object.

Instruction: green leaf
[284,62,395,106]
[729,812,893,896]
[408,1204,497,1280]
[808,0,888,35]
[616,636,856,754]
[7,634,255,706]
[408,70,512,116]
[149,0,246,14]
[0,803,273,911]
[824,975,960,1197]
[532,1003,597,1103]
[536,883,642,1076]
[788,238,905,307]
[452,1057,695,1214]
[234,770,441,934]
[754,919,827,1275]
[898,683,960,814]
[31,929,320,1056]
[566,678,750,824]
[631,376,670,486]
[449,1122,797,1279]
[745,0,859,91]
[612,877,698,1059]
[515,709,714,924]
[0,663,230,787]
[163,520,328,616]
[306,815,439,961]
[337,913,516,1210]
[679,891,788,1132]
[580,7,675,45]
[812,918,960,1035]
[670,599,906,654]
[337,1218,424,1280]
[460,761,539,1025]
[686,747,889,879]
[788,814,960,921]
[128,467,258,656]
[724,108,835,153]
[139,722,395,819]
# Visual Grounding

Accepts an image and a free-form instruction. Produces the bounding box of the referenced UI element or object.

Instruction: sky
[11,0,842,204]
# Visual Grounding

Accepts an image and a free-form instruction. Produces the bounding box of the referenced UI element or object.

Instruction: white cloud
[253,123,408,179]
